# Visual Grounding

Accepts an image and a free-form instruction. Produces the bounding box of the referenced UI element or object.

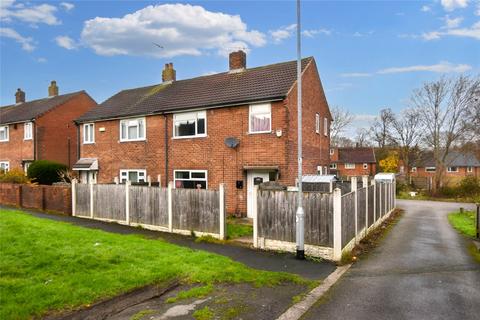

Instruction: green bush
[27,160,68,185]
[396,181,408,195]
[458,176,480,197]
[438,186,458,198]
[0,169,30,184]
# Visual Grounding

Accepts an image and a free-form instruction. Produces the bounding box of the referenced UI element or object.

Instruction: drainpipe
[33,120,37,161]
[164,115,169,185]
[75,123,80,161]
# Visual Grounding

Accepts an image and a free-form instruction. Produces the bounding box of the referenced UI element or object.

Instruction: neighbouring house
[409,151,480,183]
[0,82,97,172]
[74,51,332,216]
[329,147,376,178]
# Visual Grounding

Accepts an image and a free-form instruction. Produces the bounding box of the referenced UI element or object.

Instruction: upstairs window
[120,118,145,141]
[324,117,328,136]
[330,163,337,169]
[0,125,9,142]
[425,167,436,172]
[411,166,417,172]
[249,103,271,133]
[174,170,207,189]
[24,122,32,140]
[447,166,458,173]
[315,113,320,134]
[173,111,206,138]
[345,163,355,169]
[83,123,95,144]
[467,166,473,173]
[330,148,334,155]
[120,169,146,183]
[363,163,368,169]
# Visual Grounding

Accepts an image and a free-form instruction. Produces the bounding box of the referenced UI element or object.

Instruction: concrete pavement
[302,200,480,320]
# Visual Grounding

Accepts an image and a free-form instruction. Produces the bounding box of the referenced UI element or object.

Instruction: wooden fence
[72,180,225,239]
[254,176,396,261]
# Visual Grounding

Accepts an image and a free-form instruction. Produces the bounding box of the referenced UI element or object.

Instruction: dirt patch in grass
[341,209,404,265]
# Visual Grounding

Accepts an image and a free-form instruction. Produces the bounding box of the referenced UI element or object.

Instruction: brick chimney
[162,63,176,83]
[15,88,25,104]
[48,80,59,97]
[229,50,246,72]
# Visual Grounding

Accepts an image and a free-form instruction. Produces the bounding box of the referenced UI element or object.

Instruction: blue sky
[1,0,479,131]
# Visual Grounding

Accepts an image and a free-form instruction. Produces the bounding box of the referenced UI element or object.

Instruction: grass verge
[447,210,480,263]
[0,209,305,319]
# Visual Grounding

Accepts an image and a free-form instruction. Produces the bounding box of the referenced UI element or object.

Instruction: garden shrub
[458,176,480,197]
[0,169,30,184]
[438,186,458,198]
[27,160,68,185]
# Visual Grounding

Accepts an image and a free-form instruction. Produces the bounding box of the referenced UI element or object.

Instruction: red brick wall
[410,166,479,184]
[0,183,71,214]
[336,163,376,178]
[79,60,331,215]
[36,92,97,168]
[0,123,34,170]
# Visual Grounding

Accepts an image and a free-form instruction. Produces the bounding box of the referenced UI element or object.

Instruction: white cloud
[270,24,296,43]
[443,16,464,28]
[340,72,372,78]
[476,2,480,15]
[0,27,35,51]
[302,28,331,37]
[80,4,266,58]
[422,21,480,40]
[421,5,431,12]
[55,35,77,50]
[377,61,471,74]
[37,57,47,63]
[0,0,59,25]
[353,30,374,37]
[60,2,74,12]
[441,0,469,11]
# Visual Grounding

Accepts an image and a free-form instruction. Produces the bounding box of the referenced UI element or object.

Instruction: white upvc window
[425,167,436,172]
[363,163,368,169]
[345,163,355,169]
[0,161,9,172]
[174,170,207,189]
[330,148,334,155]
[324,117,328,136]
[173,111,206,138]
[467,166,473,173]
[0,125,9,142]
[315,113,320,134]
[83,123,95,144]
[447,166,458,173]
[24,122,33,140]
[119,169,146,183]
[249,103,271,134]
[120,117,146,141]
[23,161,32,174]
[330,163,337,169]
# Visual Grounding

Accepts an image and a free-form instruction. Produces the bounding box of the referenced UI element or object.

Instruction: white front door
[247,171,270,218]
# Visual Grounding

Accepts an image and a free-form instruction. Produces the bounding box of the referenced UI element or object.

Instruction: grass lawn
[448,210,480,263]
[0,209,304,320]
[226,218,253,240]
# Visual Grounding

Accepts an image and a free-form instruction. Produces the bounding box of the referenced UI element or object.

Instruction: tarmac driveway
[302,200,480,320]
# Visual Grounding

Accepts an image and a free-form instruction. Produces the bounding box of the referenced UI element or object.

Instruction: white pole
[372,179,376,223]
[157,174,162,188]
[147,175,151,187]
[168,181,173,232]
[71,178,77,216]
[333,188,342,261]
[363,176,368,237]
[89,181,94,219]
[295,0,305,260]
[253,185,259,248]
[125,180,130,225]
[351,176,358,242]
[219,184,225,240]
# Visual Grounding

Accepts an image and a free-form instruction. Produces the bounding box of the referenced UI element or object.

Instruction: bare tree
[335,136,355,147]
[355,128,371,147]
[412,75,480,190]
[390,108,423,179]
[330,106,354,146]
[370,108,395,148]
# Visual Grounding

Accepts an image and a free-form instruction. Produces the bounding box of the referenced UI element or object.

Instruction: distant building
[329,147,376,178]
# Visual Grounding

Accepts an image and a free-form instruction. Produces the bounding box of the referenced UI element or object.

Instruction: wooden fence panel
[357,187,366,232]
[75,184,90,217]
[129,186,168,227]
[368,185,375,227]
[172,188,220,234]
[341,191,356,248]
[93,184,126,221]
[375,183,381,218]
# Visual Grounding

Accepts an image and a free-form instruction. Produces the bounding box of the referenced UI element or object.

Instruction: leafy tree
[27,160,68,185]
[379,151,399,173]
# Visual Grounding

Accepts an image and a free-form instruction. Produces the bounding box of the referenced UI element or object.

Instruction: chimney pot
[229,50,246,71]
[162,63,176,83]
[48,80,59,97]
[15,88,25,104]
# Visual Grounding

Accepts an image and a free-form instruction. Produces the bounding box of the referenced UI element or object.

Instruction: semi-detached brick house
[74,51,332,217]
[329,147,376,178]
[0,82,97,172]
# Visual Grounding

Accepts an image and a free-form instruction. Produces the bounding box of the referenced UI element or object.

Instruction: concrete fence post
[125,181,130,225]
[329,180,333,193]
[219,184,225,240]
[147,176,152,187]
[333,188,342,261]
[71,179,77,216]
[157,175,162,188]
[351,176,358,242]
[168,182,173,232]
[253,185,259,248]
[394,177,397,209]
[363,176,368,237]
[476,203,479,240]
[89,181,94,219]
[371,179,376,223]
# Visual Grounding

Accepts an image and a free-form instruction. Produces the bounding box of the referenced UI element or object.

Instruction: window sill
[172,135,207,140]
[83,142,95,145]
[248,131,272,135]
[23,138,33,141]
[0,140,9,143]
[119,139,146,143]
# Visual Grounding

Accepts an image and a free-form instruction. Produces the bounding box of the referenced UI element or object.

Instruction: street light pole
[295,0,305,260]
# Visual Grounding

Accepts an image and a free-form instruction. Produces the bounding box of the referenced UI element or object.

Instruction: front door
[247,171,270,218]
